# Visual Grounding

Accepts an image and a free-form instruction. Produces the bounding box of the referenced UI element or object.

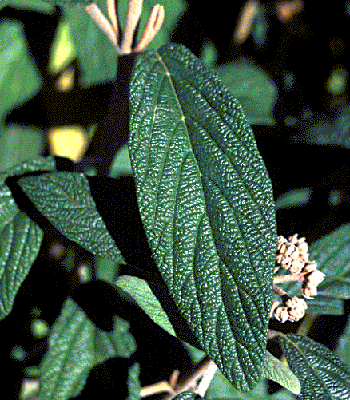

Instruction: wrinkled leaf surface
[129,43,276,390]
[280,333,350,400]
[18,171,123,262]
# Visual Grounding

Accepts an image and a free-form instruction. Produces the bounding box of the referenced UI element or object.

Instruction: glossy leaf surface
[18,172,123,262]
[39,298,94,400]
[129,43,276,390]
[280,333,350,399]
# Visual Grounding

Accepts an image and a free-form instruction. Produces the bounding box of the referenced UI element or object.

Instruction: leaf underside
[129,43,276,390]
[18,172,123,262]
[280,333,350,400]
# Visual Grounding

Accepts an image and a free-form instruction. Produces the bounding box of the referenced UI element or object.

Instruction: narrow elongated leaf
[116,275,176,337]
[127,363,141,400]
[336,315,350,367]
[18,172,123,262]
[0,211,42,319]
[279,333,350,399]
[129,43,277,390]
[262,351,300,394]
[39,298,94,400]
[282,224,350,315]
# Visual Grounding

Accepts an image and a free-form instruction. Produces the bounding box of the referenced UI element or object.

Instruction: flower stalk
[84,0,165,55]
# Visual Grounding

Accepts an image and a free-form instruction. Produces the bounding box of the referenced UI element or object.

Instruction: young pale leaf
[283,223,350,315]
[116,275,176,337]
[39,298,94,400]
[17,172,123,262]
[94,316,136,363]
[0,211,42,319]
[262,351,300,394]
[279,333,350,399]
[129,43,277,390]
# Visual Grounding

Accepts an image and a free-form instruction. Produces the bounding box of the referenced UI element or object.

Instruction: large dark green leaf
[279,333,350,399]
[0,211,42,319]
[0,157,56,319]
[0,21,41,122]
[282,224,350,315]
[129,43,277,390]
[39,298,94,400]
[17,171,123,262]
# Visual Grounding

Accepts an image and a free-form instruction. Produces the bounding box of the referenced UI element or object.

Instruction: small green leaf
[18,172,123,262]
[94,316,136,362]
[279,333,350,399]
[0,21,41,122]
[0,211,42,319]
[116,275,176,337]
[0,0,54,13]
[129,44,277,391]
[127,363,141,400]
[282,224,350,315]
[173,392,201,400]
[0,125,44,172]
[216,61,276,126]
[39,298,94,400]
[62,2,117,86]
[275,188,311,210]
[262,351,300,394]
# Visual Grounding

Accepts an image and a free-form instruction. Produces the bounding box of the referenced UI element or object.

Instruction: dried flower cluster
[272,234,325,323]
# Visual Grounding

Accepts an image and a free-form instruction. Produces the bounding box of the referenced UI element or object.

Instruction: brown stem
[273,273,305,284]
[272,284,287,297]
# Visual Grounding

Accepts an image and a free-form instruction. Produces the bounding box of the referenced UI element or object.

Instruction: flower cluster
[272,234,325,323]
[271,296,308,323]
